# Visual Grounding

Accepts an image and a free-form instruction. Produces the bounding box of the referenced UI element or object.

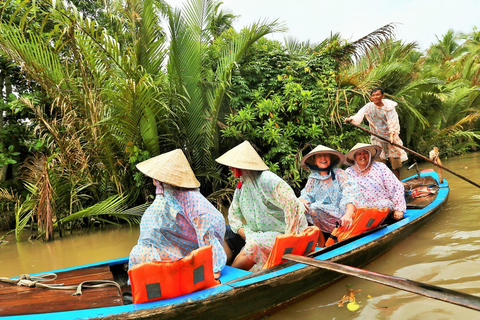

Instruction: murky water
[0,152,479,319]
[272,152,480,319]
[0,227,139,277]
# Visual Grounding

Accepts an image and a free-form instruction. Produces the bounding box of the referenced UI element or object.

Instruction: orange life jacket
[128,245,219,304]
[325,207,390,247]
[262,226,320,269]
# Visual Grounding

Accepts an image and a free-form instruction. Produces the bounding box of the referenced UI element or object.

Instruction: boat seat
[262,226,320,269]
[128,246,219,304]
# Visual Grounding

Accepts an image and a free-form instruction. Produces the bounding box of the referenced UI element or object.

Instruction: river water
[1,153,479,319]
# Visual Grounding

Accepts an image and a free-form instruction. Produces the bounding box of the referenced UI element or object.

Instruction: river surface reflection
[1,152,479,319]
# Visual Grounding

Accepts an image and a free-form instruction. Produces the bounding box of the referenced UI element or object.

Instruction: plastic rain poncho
[228,170,308,268]
[350,99,408,162]
[346,161,406,213]
[129,184,226,273]
[299,168,363,233]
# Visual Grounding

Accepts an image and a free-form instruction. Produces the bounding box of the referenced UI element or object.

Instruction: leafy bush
[222,39,355,192]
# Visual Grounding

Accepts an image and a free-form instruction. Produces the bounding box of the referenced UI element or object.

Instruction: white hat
[345,143,382,166]
[136,149,200,188]
[300,145,345,170]
[215,141,269,171]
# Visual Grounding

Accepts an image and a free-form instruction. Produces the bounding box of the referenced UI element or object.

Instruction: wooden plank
[0,266,123,317]
[0,288,123,316]
[406,193,437,209]
[0,270,115,295]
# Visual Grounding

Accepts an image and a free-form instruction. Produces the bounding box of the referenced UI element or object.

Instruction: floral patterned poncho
[346,162,406,213]
[350,99,408,162]
[299,168,363,233]
[228,170,308,269]
[129,184,227,273]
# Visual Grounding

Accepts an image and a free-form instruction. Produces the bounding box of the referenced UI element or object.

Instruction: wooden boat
[0,170,449,320]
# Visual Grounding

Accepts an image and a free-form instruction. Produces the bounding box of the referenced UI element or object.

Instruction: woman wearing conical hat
[128,149,227,278]
[216,141,308,271]
[345,143,406,221]
[299,145,363,239]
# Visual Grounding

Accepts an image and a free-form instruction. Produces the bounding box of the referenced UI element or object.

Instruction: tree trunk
[0,65,6,183]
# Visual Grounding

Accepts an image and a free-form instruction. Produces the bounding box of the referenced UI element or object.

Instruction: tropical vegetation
[0,0,478,241]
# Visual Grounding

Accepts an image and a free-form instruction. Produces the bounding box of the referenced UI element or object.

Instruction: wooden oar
[284,254,480,311]
[347,122,480,189]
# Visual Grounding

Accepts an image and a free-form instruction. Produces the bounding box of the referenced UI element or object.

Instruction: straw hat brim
[345,143,382,166]
[215,141,269,171]
[136,149,200,188]
[300,145,345,170]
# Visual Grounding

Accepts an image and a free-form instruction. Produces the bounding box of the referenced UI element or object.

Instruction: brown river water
[1,152,479,319]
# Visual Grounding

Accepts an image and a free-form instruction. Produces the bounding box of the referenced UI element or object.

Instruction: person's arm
[182,192,228,273]
[272,181,308,235]
[385,105,401,143]
[382,166,406,213]
[337,169,362,228]
[337,169,363,209]
[345,105,367,125]
[192,214,227,273]
[228,190,244,234]
[299,178,314,213]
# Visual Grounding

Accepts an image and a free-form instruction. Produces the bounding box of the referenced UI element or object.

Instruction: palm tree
[0,0,171,239]
[164,0,285,193]
[0,0,285,238]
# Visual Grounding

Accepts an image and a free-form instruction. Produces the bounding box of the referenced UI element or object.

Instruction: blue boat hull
[1,171,449,320]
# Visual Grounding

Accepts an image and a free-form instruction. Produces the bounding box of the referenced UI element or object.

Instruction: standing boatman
[345,87,408,180]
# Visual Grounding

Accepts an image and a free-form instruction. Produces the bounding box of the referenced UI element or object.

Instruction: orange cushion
[128,245,219,304]
[325,207,389,247]
[263,226,320,269]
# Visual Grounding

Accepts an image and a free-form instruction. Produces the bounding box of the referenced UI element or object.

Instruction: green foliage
[1,0,480,242]
[223,41,346,190]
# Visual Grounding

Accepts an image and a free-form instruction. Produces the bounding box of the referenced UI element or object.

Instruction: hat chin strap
[354,150,372,172]
[154,179,164,195]
[306,158,339,180]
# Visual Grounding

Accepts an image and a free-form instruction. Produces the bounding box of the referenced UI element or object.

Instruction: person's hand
[340,214,353,229]
[393,210,403,220]
[214,272,221,281]
[341,204,355,229]
[340,210,355,229]
[300,198,310,213]
[237,227,246,240]
[389,132,395,144]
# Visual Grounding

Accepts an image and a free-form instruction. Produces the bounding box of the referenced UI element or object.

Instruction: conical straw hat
[215,141,269,171]
[345,143,382,166]
[300,145,345,170]
[136,149,200,188]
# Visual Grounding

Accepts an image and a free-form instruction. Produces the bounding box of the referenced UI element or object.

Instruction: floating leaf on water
[367,294,372,301]
[337,288,362,307]
[347,301,360,311]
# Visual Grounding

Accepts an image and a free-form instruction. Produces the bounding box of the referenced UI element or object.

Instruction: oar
[284,254,480,311]
[347,122,480,189]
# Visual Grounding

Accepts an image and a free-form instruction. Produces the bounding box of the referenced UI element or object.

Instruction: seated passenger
[299,145,362,241]
[129,149,226,279]
[345,143,406,221]
[216,141,308,271]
